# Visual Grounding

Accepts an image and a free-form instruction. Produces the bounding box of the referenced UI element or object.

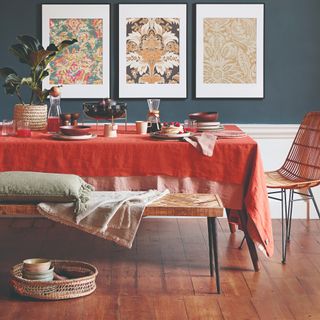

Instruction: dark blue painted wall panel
[0,0,319,123]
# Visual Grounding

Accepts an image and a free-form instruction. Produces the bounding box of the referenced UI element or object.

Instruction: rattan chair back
[278,112,320,182]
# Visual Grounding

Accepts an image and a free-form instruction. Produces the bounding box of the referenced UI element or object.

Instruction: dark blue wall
[1,0,320,123]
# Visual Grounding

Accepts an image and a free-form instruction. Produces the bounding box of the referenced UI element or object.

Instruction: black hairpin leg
[207,217,214,277]
[281,188,288,264]
[239,235,246,249]
[309,188,320,219]
[207,217,221,294]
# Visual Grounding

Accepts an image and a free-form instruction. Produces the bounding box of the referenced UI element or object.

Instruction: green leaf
[46,43,58,52]
[37,88,50,103]
[56,39,77,51]
[21,77,33,86]
[17,35,43,51]
[40,69,49,81]
[34,66,49,83]
[9,43,31,65]
[5,73,21,85]
[29,49,57,67]
[3,83,17,95]
[3,73,22,95]
[0,67,17,78]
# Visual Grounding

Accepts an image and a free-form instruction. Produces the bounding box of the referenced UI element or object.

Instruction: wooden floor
[1,217,320,319]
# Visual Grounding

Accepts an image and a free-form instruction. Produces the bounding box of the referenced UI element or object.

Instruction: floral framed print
[42,4,110,98]
[119,4,187,98]
[196,4,264,98]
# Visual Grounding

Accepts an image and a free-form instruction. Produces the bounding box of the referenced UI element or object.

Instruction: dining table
[0,124,274,271]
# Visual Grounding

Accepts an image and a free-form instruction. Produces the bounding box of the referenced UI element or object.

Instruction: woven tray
[10,260,98,300]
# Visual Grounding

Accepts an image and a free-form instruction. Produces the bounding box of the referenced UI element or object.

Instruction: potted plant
[0,35,77,130]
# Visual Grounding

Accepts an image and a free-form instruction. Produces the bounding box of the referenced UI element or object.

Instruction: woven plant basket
[14,104,48,131]
[10,260,98,300]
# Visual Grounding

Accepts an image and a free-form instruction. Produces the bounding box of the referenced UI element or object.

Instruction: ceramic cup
[23,258,51,273]
[104,123,117,138]
[136,121,148,135]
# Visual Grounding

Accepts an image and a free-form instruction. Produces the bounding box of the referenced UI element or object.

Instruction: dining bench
[0,193,224,293]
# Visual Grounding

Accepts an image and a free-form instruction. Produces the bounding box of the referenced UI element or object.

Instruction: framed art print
[196,4,264,98]
[119,4,187,98]
[42,4,110,98]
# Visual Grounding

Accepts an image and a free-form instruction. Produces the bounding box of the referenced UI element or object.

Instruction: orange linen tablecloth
[0,125,274,257]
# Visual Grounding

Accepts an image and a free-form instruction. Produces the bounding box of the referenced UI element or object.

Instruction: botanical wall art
[119,4,187,98]
[196,4,264,98]
[42,4,110,98]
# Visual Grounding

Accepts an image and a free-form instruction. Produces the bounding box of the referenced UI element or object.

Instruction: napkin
[183,132,217,157]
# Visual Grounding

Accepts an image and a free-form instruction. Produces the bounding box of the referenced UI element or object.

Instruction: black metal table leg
[207,217,214,277]
[238,210,260,271]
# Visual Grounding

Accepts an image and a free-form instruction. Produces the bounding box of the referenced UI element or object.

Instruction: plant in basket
[0,35,77,130]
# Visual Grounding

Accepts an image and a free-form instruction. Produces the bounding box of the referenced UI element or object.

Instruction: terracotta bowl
[60,125,91,136]
[23,258,51,273]
[188,112,219,122]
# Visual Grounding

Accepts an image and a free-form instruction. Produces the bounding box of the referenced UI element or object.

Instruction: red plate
[59,125,91,136]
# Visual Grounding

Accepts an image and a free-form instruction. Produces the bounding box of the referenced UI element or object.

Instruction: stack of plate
[196,122,224,132]
[52,125,97,141]
[213,130,247,139]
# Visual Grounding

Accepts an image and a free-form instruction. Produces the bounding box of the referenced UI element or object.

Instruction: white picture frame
[42,4,110,98]
[119,4,187,98]
[196,4,264,98]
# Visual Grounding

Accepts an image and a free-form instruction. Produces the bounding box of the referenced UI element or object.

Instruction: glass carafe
[47,95,61,133]
[147,99,161,133]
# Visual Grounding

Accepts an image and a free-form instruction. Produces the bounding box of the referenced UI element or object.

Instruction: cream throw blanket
[37,190,169,248]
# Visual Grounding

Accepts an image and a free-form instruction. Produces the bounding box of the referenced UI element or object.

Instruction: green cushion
[0,171,94,215]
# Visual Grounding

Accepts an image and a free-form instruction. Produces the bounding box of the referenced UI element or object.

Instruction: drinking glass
[16,120,31,137]
[1,119,15,136]
[184,119,197,133]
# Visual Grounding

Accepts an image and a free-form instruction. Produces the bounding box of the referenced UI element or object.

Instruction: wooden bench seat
[0,193,224,293]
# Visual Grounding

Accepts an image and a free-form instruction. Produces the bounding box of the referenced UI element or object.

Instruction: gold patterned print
[203,18,257,84]
[126,18,180,84]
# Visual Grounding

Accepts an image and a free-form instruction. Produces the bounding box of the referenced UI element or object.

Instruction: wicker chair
[265,112,320,263]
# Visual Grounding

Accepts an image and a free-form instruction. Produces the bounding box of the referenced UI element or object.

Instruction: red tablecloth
[0,125,274,257]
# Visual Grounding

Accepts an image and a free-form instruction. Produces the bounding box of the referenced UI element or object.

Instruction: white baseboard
[238,124,299,139]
